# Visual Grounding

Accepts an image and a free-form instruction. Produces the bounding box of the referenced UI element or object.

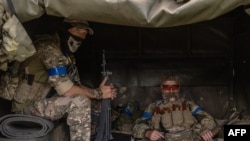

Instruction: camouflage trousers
[21,94,91,141]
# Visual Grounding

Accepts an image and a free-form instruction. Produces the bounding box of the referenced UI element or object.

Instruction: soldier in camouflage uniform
[113,102,143,134]
[11,19,117,141]
[132,73,216,141]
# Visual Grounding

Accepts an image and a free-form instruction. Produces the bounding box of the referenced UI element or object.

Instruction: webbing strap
[6,0,17,16]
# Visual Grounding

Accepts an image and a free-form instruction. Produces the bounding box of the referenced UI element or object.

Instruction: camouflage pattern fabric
[0,10,36,71]
[0,60,21,100]
[165,129,193,141]
[113,112,134,134]
[90,99,102,136]
[21,94,91,141]
[0,71,19,100]
[12,80,51,112]
[132,97,216,140]
[33,34,73,95]
[112,102,144,135]
[12,34,91,141]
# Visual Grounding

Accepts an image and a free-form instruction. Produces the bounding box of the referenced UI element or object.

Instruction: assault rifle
[94,49,113,141]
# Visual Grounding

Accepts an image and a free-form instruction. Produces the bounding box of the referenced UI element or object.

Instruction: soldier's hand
[144,129,164,141]
[99,77,117,100]
[199,129,213,141]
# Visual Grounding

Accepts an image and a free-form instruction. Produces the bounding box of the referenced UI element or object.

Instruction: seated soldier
[10,18,117,141]
[132,73,217,141]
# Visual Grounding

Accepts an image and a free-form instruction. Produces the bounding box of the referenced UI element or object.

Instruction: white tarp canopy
[2,0,250,27]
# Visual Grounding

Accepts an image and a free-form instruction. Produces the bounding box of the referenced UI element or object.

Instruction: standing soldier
[132,73,216,141]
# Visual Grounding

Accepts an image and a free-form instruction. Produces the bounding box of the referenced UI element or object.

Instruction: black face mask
[58,23,84,53]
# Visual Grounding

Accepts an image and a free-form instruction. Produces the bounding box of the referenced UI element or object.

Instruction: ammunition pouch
[12,79,51,112]
[165,129,193,141]
[161,112,172,128]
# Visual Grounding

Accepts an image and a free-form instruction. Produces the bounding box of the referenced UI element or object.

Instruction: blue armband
[192,106,201,116]
[142,112,152,119]
[48,66,67,76]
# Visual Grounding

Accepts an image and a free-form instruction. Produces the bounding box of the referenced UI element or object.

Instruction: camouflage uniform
[12,34,91,141]
[113,102,143,135]
[132,97,216,141]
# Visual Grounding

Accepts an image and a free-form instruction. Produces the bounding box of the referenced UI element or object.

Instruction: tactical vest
[12,53,51,112]
[152,99,196,132]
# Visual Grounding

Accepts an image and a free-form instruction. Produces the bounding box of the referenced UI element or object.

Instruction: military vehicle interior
[19,5,249,118]
[1,1,250,141]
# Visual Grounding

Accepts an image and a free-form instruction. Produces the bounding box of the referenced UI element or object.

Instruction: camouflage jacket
[34,34,74,95]
[132,97,216,139]
[12,34,75,112]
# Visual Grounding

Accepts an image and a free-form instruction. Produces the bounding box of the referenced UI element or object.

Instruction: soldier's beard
[162,92,180,102]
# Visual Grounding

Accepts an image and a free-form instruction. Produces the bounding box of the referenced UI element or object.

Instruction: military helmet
[63,18,94,35]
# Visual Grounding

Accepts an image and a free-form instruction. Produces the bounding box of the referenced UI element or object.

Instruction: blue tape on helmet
[142,112,152,119]
[48,66,67,76]
[192,106,201,116]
